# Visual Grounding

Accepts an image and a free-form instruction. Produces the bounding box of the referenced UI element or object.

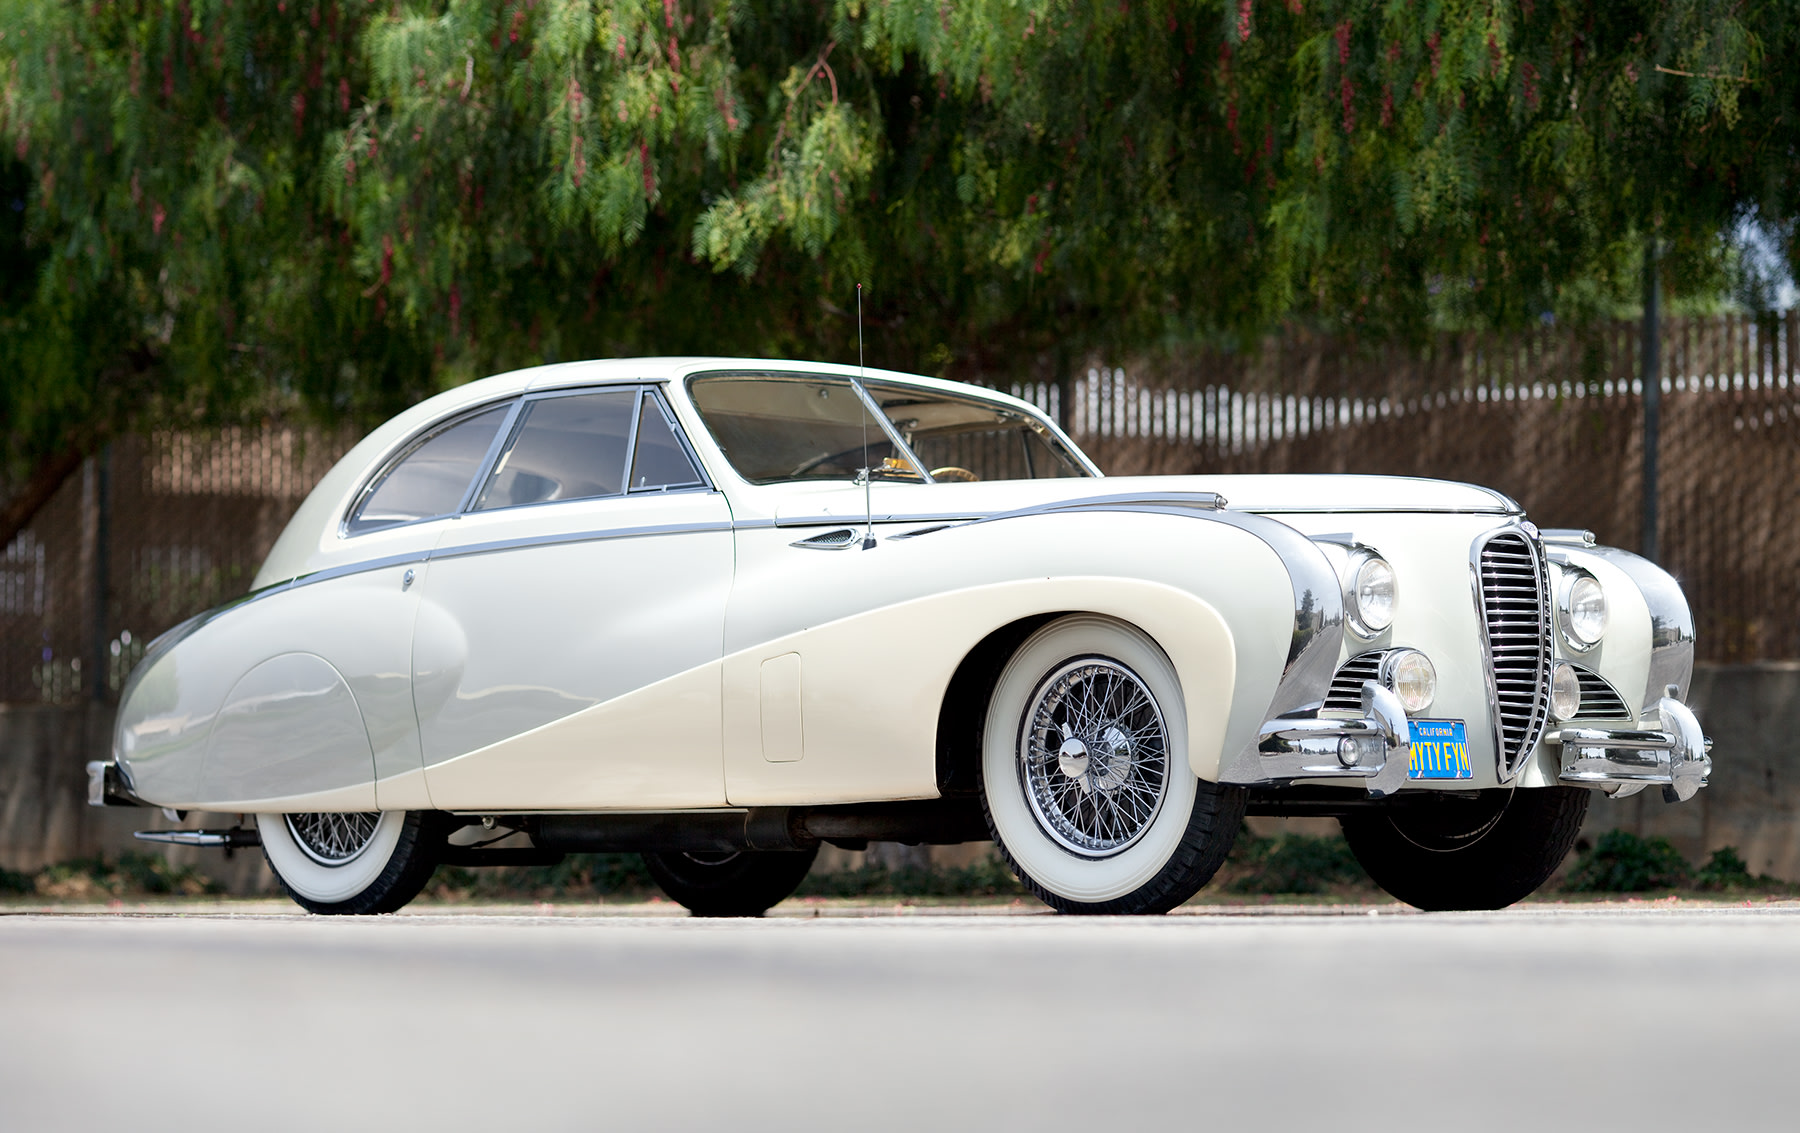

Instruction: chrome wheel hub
[1021,657,1170,857]
[285,812,382,867]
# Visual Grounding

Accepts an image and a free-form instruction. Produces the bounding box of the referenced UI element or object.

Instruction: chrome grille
[1323,651,1386,711]
[1572,666,1631,719]
[1478,532,1552,774]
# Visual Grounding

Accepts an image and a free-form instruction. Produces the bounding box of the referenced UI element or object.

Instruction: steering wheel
[930,466,980,482]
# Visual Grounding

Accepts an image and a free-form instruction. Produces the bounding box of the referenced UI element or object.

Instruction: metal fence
[3,311,1796,705]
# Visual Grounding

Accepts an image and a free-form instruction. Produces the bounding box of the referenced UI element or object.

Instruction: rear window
[346,405,510,535]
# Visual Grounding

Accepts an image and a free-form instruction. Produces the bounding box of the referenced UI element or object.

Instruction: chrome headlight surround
[1557,567,1608,652]
[1343,549,1397,639]
[1379,648,1437,714]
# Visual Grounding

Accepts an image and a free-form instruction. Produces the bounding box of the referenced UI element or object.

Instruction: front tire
[1339,785,1590,911]
[642,848,820,917]
[258,810,444,915]
[980,615,1245,915]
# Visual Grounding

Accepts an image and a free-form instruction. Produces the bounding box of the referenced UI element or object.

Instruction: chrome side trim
[1235,505,1520,516]
[430,519,735,563]
[772,511,986,529]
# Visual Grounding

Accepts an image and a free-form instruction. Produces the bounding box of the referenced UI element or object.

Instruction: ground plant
[1561,829,1790,894]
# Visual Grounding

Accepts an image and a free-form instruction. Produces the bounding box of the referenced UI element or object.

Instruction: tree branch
[0,444,92,552]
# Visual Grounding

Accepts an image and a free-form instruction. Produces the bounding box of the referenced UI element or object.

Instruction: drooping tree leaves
[3,1,1797,542]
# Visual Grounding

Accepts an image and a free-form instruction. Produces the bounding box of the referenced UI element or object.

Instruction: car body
[93,358,1711,914]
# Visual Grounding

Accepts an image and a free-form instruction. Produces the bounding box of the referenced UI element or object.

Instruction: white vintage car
[91,359,1710,915]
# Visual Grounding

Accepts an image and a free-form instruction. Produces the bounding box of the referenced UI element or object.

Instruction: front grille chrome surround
[1474,529,1553,779]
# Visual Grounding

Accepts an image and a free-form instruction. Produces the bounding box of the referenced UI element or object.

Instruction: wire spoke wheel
[981,615,1244,914]
[1020,656,1170,857]
[258,810,444,914]
[283,812,384,867]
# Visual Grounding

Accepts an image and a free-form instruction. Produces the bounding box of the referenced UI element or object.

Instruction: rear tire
[258,810,445,915]
[980,615,1245,915]
[642,848,819,917]
[1339,786,1590,911]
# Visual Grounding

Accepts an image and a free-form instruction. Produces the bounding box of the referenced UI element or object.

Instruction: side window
[346,404,510,536]
[628,392,705,492]
[474,389,636,511]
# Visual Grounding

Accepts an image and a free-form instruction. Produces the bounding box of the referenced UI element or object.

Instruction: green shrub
[1226,830,1370,895]
[1562,830,1689,892]
[0,866,33,895]
[30,853,222,898]
[1688,845,1786,891]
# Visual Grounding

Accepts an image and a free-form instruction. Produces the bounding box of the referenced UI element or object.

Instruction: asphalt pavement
[2,902,1795,1131]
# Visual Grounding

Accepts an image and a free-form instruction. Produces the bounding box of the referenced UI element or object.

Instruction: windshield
[861,381,1090,481]
[688,374,925,485]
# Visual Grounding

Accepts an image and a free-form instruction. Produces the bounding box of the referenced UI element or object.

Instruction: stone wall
[1578,662,1800,880]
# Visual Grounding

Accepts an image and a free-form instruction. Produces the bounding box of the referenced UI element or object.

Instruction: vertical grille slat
[1479,532,1552,774]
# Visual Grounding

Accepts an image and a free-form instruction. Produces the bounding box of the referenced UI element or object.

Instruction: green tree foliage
[4,1,1797,537]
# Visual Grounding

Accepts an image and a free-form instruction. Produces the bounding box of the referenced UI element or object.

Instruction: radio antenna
[857,282,875,550]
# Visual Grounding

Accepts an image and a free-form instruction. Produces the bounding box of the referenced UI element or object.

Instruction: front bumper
[1550,696,1712,802]
[1236,682,1412,798]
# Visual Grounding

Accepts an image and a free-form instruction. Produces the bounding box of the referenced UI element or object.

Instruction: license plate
[1408,720,1472,779]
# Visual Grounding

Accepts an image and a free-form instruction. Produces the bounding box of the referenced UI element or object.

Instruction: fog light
[1337,736,1361,767]
[1551,661,1582,719]
[1381,649,1437,714]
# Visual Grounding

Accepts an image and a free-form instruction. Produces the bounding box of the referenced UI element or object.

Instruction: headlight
[1551,661,1582,719]
[1351,556,1397,635]
[1562,572,1608,648]
[1381,648,1436,713]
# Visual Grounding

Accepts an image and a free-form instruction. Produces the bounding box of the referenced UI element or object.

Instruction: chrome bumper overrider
[1550,696,1713,802]
[1245,682,1411,798]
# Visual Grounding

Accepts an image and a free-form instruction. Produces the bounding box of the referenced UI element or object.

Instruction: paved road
[3,903,1795,1131]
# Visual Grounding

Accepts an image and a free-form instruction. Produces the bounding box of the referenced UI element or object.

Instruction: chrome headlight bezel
[1344,551,1397,639]
[1557,568,1608,652]
[1380,648,1437,714]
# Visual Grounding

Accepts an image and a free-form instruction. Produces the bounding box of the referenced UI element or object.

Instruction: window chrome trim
[338,398,521,540]
[627,387,712,494]
[847,375,935,484]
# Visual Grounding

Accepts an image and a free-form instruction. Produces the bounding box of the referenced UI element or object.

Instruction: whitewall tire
[981,615,1245,914]
[257,810,444,915]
